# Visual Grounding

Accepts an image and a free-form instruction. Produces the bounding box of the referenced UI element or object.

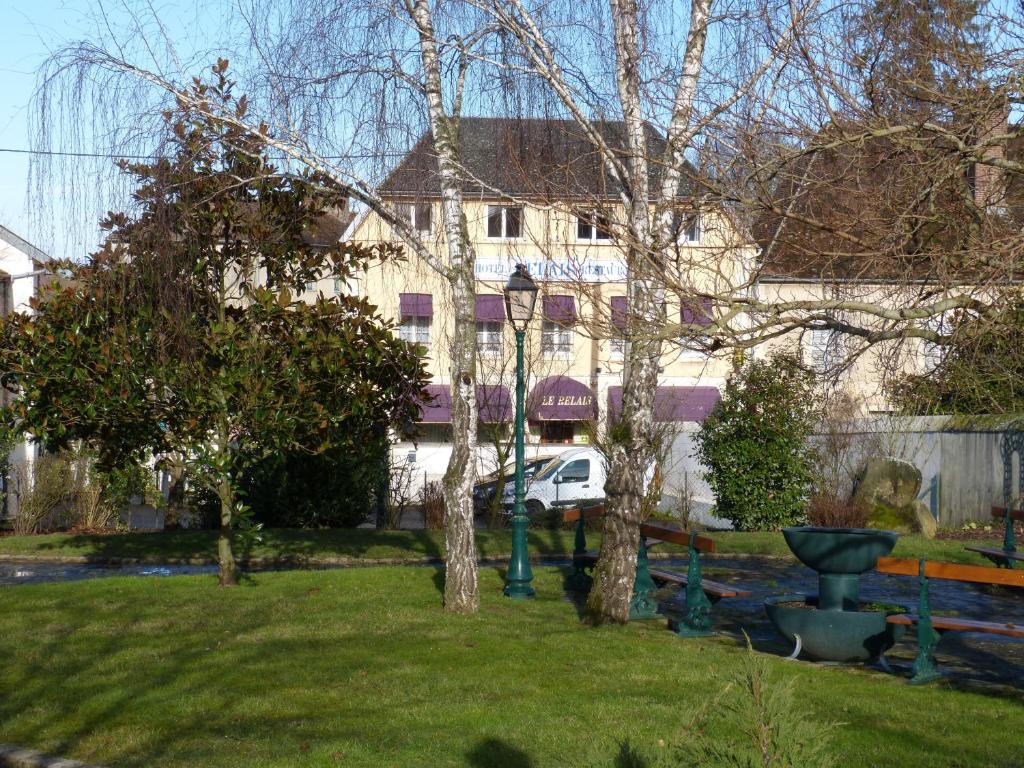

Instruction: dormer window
[576,211,612,242]
[397,202,432,234]
[487,205,522,239]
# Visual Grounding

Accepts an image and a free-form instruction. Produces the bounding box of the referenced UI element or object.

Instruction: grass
[0,527,1005,567]
[1,566,1022,768]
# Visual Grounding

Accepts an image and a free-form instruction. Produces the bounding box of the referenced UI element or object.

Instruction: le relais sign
[475,257,627,283]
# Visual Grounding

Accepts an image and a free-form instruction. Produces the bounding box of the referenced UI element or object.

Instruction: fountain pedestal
[765,526,906,662]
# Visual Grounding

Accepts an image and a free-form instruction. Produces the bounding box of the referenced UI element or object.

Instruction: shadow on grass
[466,738,533,768]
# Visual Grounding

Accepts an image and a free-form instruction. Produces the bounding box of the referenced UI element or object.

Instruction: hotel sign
[475,257,627,283]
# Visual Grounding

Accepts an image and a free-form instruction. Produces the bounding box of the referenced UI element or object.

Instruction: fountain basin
[765,594,906,661]
[782,526,900,574]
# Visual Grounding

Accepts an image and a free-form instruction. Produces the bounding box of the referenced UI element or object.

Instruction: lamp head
[503,263,538,332]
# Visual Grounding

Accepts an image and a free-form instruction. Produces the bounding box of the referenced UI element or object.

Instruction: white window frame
[921,312,951,372]
[807,327,844,372]
[576,210,613,243]
[476,320,503,356]
[396,202,432,235]
[541,319,573,357]
[486,205,524,240]
[305,280,318,293]
[399,316,431,348]
[673,211,701,244]
[610,337,626,359]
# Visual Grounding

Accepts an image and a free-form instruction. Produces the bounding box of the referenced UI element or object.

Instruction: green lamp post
[503,263,538,599]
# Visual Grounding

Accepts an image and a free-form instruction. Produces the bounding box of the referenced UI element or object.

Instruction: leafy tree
[892,298,1024,415]
[695,354,818,531]
[0,64,427,584]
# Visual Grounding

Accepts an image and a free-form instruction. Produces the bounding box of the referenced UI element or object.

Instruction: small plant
[421,480,445,530]
[671,638,837,768]
[12,453,74,534]
[805,494,868,529]
[696,353,819,531]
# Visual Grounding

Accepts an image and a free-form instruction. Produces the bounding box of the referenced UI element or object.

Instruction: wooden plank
[648,568,751,599]
[639,523,715,553]
[562,504,606,523]
[876,557,1024,588]
[990,506,1024,522]
[886,614,1024,638]
[964,546,1024,562]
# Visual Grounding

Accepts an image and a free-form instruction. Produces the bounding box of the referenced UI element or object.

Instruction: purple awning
[417,384,451,423]
[610,296,627,332]
[529,376,596,421]
[400,293,433,319]
[477,384,512,423]
[607,385,720,423]
[543,295,576,324]
[681,297,713,327]
[475,294,506,323]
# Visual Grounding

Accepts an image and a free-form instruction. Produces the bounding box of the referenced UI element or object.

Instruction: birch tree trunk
[411,0,480,612]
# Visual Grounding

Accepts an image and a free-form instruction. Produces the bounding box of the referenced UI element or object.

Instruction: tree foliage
[892,297,1024,415]
[0,64,428,582]
[695,354,818,532]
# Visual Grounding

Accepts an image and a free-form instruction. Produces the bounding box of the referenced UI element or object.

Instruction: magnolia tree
[4,73,427,584]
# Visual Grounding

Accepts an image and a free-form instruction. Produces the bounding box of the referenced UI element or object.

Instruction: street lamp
[503,263,538,599]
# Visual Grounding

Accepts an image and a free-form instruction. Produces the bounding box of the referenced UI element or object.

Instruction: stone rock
[853,456,922,511]
[910,500,937,539]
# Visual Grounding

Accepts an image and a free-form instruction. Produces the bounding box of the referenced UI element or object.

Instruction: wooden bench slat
[964,546,1024,563]
[562,504,607,523]
[639,523,715,553]
[991,506,1024,522]
[876,557,1024,588]
[886,613,1024,638]
[649,568,751,599]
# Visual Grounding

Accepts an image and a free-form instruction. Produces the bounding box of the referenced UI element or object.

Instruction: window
[305,280,318,293]
[542,320,573,356]
[400,316,431,347]
[333,278,343,295]
[610,338,626,357]
[487,205,523,239]
[672,210,701,243]
[476,321,503,355]
[807,328,844,372]
[922,313,951,371]
[576,211,612,242]
[539,421,574,444]
[397,202,432,234]
[558,458,590,483]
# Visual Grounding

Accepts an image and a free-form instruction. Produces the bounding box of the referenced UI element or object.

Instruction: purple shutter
[400,293,433,319]
[543,295,576,324]
[681,297,713,327]
[475,294,506,323]
[610,296,627,332]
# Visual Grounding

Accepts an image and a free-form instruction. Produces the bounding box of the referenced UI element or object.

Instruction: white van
[500,447,606,515]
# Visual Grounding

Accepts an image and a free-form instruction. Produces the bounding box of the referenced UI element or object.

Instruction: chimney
[970,97,1010,212]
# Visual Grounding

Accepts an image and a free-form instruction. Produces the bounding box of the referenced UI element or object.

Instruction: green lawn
[0,527,1003,566]
[0,566,1021,767]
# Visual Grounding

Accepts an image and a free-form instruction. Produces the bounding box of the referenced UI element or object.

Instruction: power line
[0,146,408,161]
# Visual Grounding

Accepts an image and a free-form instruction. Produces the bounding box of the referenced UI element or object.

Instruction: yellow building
[346,118,760,485]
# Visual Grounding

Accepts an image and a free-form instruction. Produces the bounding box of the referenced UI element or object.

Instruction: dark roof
[304,208,356,247]
[754,122,1022,282]
[379,117,695,201]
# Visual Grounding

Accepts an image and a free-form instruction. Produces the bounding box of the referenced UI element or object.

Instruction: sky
[1,1,80,258]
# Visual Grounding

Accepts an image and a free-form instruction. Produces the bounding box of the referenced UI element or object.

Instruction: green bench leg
[909,558,942,685]
[567,515,594,592]
[629,537,660,620]
[1002,509,1016,569]
[673,531,714,638]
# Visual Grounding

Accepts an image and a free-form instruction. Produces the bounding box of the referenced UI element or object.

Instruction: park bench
[562,505,750,636]
[964,506,1024,569]
[875,556,1024,684]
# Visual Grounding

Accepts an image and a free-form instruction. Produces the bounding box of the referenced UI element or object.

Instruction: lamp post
[503,263,538,599]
